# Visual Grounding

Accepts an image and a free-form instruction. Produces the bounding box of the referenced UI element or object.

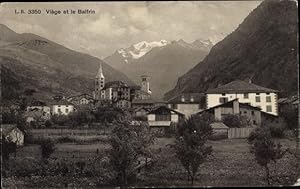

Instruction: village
[1,0,299,187]
[1,63,299,187]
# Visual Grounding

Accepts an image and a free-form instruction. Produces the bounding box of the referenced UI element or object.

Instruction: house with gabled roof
[206,80,279,116]
[49,99,75,115]
[67,93,94,106]
[197,98,280,127]
[167,93,205,118]
[147,106,185,127]
[1,124,25,146]
[199,98,262,126]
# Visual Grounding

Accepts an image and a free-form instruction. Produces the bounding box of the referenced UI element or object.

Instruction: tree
[68,110,96,127]
[44,120,52,128]
[1,136,17,167]
[248,126,288,185]
[108,114,154,187]
[40,139,56,161]
[280,105,298,130]
[173,113,213,186]
[222,114,252,128]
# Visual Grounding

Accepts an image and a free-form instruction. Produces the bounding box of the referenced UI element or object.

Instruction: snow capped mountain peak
[116,40,169,61]
[192,39,213,47]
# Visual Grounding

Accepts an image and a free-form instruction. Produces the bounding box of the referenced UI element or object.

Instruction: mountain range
[0,24,135,101]
[105,39,213,99]
[165,0,298,100]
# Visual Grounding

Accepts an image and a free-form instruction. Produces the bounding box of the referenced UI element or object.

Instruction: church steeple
[94,63,105,100]
[96,63,104,79]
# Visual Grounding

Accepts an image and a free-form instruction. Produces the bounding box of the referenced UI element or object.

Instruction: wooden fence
[28,128,112,136]
[228,127,255,139]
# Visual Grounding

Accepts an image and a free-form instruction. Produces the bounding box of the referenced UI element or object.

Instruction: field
[2,137,299,188]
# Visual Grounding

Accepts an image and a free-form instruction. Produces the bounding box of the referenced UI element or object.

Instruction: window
[266,96,271,102]
[243,93,249,99]
[255,96,261,102]
[253,120,257,125]
[244,111,247,114]
[65,109,69,113]
[219,97,228,104]
[251,111,255,116]
[256,93,260,95]
[266,92,270,95]
[266,105,272,112]
[222,93,226,96]
[66,105,68,107]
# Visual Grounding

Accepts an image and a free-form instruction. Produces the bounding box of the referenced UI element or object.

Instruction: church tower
[141,75,151,94]
[94,63,105,99]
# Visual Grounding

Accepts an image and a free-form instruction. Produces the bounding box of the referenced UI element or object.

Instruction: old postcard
[0,1,299,188]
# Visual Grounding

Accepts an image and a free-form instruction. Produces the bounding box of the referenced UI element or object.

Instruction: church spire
[96,63,104,78]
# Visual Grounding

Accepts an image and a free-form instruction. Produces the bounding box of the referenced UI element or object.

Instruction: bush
[51,114,70,126]
[45,120,52,128]
[39,139,56,160]
[222,114,252,128]
[262,117,287,138]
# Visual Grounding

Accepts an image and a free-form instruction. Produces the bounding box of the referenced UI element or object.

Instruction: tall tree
[108,115,154,187]
[248,126,288,185]
[173,113,213,186]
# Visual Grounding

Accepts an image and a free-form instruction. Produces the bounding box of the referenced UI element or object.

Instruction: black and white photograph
[0,0,299,187]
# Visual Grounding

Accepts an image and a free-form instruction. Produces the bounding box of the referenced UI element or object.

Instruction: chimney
[248,78,252,84]
[233,99,240,114]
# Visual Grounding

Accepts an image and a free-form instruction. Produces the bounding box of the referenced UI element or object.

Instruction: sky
[0,1,261,59]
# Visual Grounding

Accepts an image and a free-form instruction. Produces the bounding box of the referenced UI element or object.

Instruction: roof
[199,99,261,114]
[129,85,142,90]
[28,100,47,106]
[135,90,151,96]
[1,124,23,136]
[103,80,128,89]
[278,98,288,104]
[210,122,229,129]
[132,98,156,104]
[49,99,74,106]
[23,109,44,118]
[133,106,151,113]
[147,106,184,115]
[168,93,205,104]
[292,99,299,105]
[278,95,298,104]
[206,80,278,94]
[67,93,93,100]
[261,111,279,118]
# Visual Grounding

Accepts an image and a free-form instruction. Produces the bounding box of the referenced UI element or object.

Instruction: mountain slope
[0,24,135,99]
[105,39,212,99]
[165,0,298,100]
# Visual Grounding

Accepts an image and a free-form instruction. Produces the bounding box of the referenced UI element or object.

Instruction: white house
[67,94,94,106]
[50,100,75,115]
[1,124,25,146]
[147,106,184,127]
[167,93,205,118]
[206,80,278,116]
